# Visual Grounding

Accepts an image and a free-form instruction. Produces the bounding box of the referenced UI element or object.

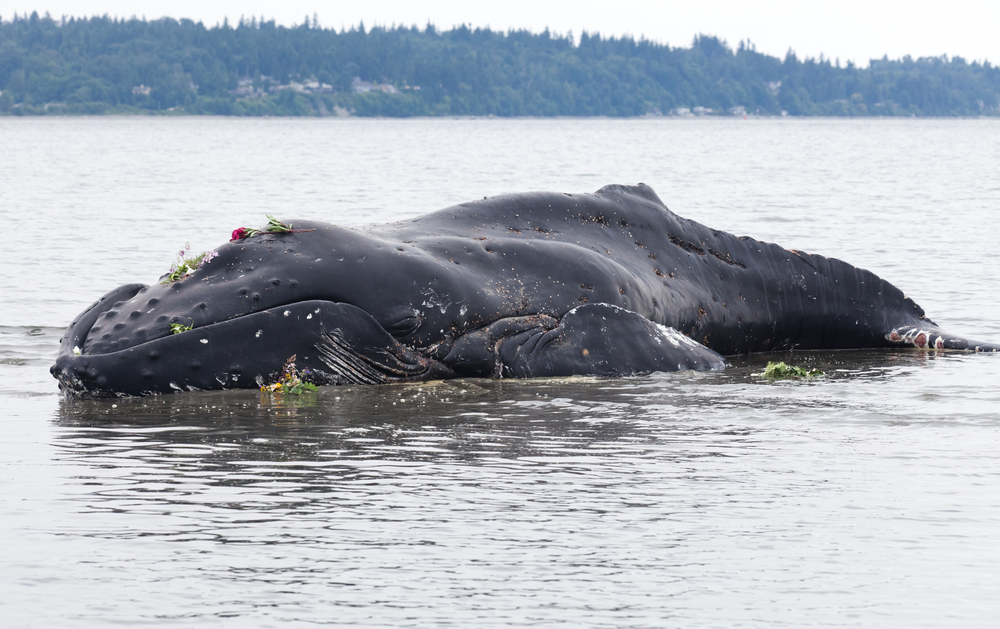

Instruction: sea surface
[1,117,999,627]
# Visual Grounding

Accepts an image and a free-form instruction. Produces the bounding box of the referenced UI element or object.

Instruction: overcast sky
[4,1,998,67]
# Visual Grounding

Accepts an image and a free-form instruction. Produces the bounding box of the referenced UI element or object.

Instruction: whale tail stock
[885,325,1000,352]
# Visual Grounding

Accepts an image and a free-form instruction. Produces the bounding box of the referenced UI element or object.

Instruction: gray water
[1,117,999,627]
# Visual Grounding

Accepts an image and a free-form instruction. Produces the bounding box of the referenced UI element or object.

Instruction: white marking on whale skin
[653,321,698,349]
[314,308,321,314]
[306,313,313,320]
[569,303,707,351]
[459,305,468,316]
[567,303,632,318]
[255,329,262,338]
[887,327,937,349]
[421,287,452,314]
[283,310,291,317]
[199,339,208,344]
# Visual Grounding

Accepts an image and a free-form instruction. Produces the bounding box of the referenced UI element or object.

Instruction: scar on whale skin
[887,326,987,351]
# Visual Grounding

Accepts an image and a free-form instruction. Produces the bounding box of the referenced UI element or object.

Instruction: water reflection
[55,377,711,472]
[51,349,955,487]
[31,349,999,626]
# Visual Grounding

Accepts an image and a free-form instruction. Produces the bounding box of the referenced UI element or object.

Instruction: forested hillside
[2,11,998,117]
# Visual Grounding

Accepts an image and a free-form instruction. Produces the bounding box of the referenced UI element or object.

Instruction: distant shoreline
[5,101,997,120]
[5,112,999,121]
[2,14,998,118]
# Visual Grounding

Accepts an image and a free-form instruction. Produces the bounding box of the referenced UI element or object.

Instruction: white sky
[4,1,998,67]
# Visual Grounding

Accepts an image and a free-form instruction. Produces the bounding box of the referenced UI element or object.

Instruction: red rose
[231,228,247,241]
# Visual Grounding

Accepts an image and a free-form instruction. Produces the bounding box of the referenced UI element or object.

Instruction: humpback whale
[51,184,999,396]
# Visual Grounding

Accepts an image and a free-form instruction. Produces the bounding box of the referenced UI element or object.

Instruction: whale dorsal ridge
[595,183,667,208]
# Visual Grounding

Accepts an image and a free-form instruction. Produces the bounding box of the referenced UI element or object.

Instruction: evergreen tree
[0,15,997,116]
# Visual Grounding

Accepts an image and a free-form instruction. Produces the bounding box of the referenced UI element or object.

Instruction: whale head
[50,221,478,396]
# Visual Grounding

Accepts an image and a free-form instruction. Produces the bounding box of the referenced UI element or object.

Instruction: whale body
[51,183,999,396]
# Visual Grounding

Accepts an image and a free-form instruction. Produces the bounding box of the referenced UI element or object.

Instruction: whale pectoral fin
[444,304,727,379]
[442,314,560,377]
[314,303,454,384]
[886,326,1000,352]
[500,304,728,377]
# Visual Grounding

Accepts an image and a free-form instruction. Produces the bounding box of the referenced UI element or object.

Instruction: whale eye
[388,315,422,338]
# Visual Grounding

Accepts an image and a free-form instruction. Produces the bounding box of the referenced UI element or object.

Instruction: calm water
[1,117,999,627]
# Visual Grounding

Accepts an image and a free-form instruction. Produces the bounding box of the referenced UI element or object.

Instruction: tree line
[2,11,998,117]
